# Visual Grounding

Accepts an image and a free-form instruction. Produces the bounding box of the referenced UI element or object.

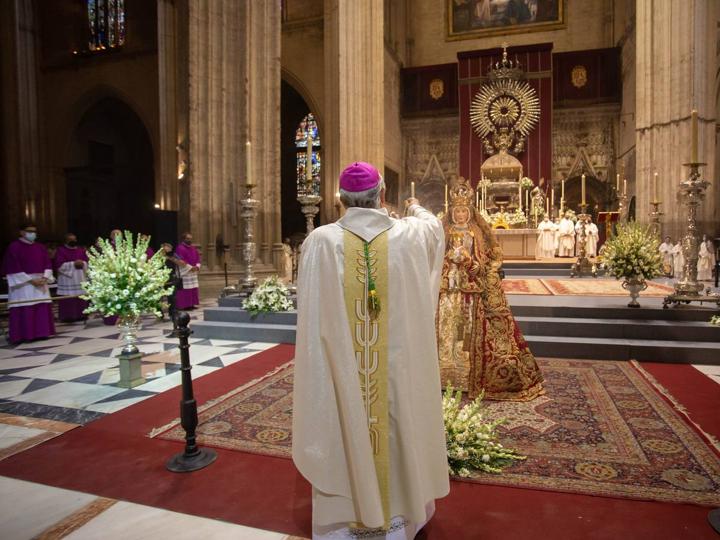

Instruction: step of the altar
[524,335,720,364]
[501,261,573,277]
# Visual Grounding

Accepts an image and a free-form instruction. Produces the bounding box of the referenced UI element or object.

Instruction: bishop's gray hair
[339,178,386,209]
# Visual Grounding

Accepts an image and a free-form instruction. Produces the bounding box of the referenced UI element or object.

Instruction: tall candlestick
[411,181,416,199]
[623,179,627,196]
[581,174,586,205]
[616,173,620,191]
[561,179,565,201]
[476,190,479,209]
[518,181,522,211]
[546,197,549,216]
[245,141,252,186]
[525,189,529,214]
[653,171,658,202]
[551,188,554,213]
[690,109,698,163]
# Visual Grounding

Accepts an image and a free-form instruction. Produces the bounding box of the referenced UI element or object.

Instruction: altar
[494,228,539,259]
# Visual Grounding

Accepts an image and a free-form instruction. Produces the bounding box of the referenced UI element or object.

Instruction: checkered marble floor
[0,300,276,425]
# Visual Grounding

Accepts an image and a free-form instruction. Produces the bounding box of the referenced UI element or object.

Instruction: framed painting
[447,0,565,41]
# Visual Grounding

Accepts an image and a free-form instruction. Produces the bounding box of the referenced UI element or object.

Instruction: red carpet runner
[0,344,718,539]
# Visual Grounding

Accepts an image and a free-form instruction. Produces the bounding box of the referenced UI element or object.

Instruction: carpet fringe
[148,360,295,438]
[630,360,720,454]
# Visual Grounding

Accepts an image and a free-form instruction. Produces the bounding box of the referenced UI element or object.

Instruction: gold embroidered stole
[343,230,390,528]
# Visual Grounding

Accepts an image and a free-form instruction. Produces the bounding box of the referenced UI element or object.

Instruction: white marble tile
[62,325,122,338]
[0,353,58,371]
[693,364,720,378]
[219,351,261,366]
[84,395,153,414]
[0,378,32,399]
[0,476,97,539]
[15,336,76,350]
[0,348,30,360]
[98,366,121,385]
[37,338,121,356]
[208,339,248,347]
[11,381,124,409]
[65,500,285,540]
[134,365,218,393]
[0,424,46,450]
[13,356,118,381]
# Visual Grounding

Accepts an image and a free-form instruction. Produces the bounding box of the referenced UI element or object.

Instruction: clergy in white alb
[659,236,674,276]
[293,162,450,540]
[585,220,599,257]
[558,214,576,257]
[672,241,685,279]
[697,235,715,281]
[552,217,561,256]
[536,215,556,259]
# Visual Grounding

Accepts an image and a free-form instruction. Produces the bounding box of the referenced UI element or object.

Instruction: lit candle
[551,187,554,212]
[476,190,479,209]
[546,197,549,216]
[623,179,627,196]
[525,189,529,214]
[412,181,416,199]
[616,173,620,191]
[653,171,658,202]
[691,109,698,163]
[581,174,586,205]
[561,179,565,201]
[245,141,252,186]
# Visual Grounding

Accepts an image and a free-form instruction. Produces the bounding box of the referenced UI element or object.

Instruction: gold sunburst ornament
[469,44,540,154]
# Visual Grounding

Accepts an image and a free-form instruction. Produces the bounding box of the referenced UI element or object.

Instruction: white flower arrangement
[520,177,534,190]
[443,386,525,477]
[563,209,578,222]
[242,275,294,316]
[82,231,173,318]
[479,210,527,227]
[710,315,720,327]
[509,208,527,226]
[600,222,664,281]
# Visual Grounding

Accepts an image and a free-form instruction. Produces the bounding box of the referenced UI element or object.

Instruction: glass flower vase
[117,314,142,355]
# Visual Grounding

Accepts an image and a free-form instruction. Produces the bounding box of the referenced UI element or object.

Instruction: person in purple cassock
[174,232,201,310]
[1,224,56,344]
[53,232,89,322]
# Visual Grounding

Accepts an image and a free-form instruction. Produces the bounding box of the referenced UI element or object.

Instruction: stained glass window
[295,114,321,197]
[87,0,125,51]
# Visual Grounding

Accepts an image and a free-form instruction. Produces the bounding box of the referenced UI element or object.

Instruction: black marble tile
[51,354,79,364]
[94,349,117,358]
[22,378,63,394]
[69,371,104,385]
[163,343,179,351]
[199,357,224,368]
[93,388,157,403]
[164,363,181,375]
[0,400,104,425]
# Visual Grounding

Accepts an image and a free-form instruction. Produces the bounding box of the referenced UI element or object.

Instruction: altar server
[293,162,449,539]
[175,232,201,309]
[558,212,576,257]
[697,235,715,281]
[672,241,685,279]
[1,224,56,344]
[53,233,88,322]
[586,219,599,257]
[536,215,556,259]
[659,236,674,276]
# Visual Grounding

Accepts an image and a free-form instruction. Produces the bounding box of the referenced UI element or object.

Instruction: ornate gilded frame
[447,0,565,41]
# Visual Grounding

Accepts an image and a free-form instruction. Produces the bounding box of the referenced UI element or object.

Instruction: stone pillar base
[118,353,145,388]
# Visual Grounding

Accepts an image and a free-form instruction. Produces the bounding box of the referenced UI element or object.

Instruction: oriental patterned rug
[541,278,675,297]
[150,359,720,506]
[501,279,552,295]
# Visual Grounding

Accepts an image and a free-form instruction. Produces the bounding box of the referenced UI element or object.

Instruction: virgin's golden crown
[449,177,475,207]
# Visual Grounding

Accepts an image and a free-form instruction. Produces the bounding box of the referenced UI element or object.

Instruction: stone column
[323,0,384,221]
[246,1,282,267]
[0,0,44,240]
[187,0,246,270]
[635,0,718,240]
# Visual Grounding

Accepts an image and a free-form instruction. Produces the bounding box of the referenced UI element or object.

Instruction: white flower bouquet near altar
[710,315,720,327]
[82,231,173,318]
[600,222,663,280]
[509,208,528,226]
[243,275,294,316]
[520,176,534,190]
[443,386,525,477]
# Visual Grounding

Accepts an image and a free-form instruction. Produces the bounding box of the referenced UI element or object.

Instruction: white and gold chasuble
[293,206,449,538]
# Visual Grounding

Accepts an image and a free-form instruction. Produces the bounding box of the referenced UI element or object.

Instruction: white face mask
[23,231,37,243]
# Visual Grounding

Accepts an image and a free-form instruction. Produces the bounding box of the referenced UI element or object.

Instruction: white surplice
[672,243,685,278]
[536,219,556,259]
[293,205,450,539]
[558,218,575,257]
[7,269,55,308]
[697,241,715,281]
[56,262,87,296]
